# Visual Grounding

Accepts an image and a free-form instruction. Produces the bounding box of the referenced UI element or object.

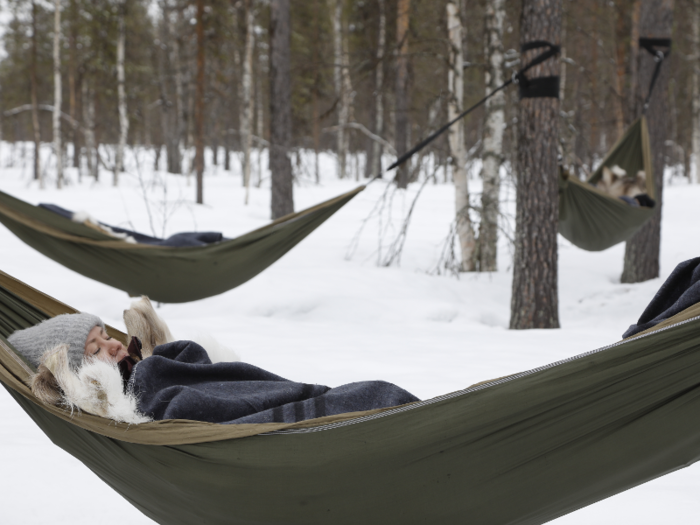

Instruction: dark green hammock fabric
[559,117,656,251]
[0,186,364,303]
[3,270,700,525]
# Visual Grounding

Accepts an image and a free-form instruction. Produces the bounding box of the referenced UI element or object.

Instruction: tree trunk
[31,0,42,187]
[159,1,182,175]
[174,4,186,164]
[69,0,79,169]
[269,0,294,219]
[329,0,349,179]
[115,0,129,183]
[312,0,321,183]
[82,82,98,180]
[194,0,205,204]
[446,2,476,272]
[53,0,63,189]
[256,54,264,187]
[366,0,386,179]
[509,0,562,330]
[628,0,642,121]
[241,0,255,204]
[340,7,354,172]
[621,0,673,283]
[394,0,410,188]
[478,0,506,272]
[693,0,700,183]
[613,3,628,139]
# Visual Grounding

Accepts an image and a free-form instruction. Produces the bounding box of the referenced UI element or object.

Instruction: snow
[1,145,699,524]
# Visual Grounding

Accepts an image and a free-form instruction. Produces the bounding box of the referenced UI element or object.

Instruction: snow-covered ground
[1,146,699,524]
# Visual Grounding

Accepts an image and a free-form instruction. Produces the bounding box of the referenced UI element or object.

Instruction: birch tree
[478,0,506,271]
[115,0,129,183]
[241,0,255,204]
[510,0,562,330]
[328,0,352,179]
[82,81,98,180]
[53,0,63,189]
[31,0,42,187]
[68,0,79,169]
[693,0,700,183]
[446,2,476,271]
[395,0,410,188]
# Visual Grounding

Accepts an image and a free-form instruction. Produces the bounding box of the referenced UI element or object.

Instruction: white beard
[40,344,150,425]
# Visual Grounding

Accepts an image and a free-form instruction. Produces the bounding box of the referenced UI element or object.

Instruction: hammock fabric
[0,186,364,303]
[559,116,656,251]
[3,271,700,525]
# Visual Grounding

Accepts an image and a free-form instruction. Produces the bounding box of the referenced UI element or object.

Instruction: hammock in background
[559,116,656,251]
[2,268,700,525]
[0,186,363,303]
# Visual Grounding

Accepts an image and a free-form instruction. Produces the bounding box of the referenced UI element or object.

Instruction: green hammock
[3,270,700,525]
[559,117,656,251]
[0,186,364,303]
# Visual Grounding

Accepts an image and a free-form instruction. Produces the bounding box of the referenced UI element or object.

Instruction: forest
[0,0,685,327]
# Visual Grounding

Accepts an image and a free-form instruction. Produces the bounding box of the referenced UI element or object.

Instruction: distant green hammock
[558,116,656,251]
[0,186,363,303]
[3,270,700,525]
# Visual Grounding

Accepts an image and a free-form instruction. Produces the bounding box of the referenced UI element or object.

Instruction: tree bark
[31,0,42,187]
[255,47,264,187]
[194,0,205,204]
[158,1,182,175]
[628,0,642,121]
[394,0,410,188]
[312,0,321,183]
[269,0,294,218]
[174,4,186,165]
[446,2,476,271]
[115,0,129,183]
[68,0,80,170]
[693,0,700,183]
[478,0,506,272]
[82,81,98,180]
[53,0,63,189]
[329,0,351,179]
[241,0,255,204]
[621,0,673,283]
[509,0,562,330]
[366,0,386,179]
[613,2,628,139]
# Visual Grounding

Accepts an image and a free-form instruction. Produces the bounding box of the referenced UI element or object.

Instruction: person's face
[83,326,128,364]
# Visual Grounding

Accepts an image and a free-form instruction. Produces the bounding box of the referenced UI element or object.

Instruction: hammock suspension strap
[382,41,560,178]
[639,37,671,114]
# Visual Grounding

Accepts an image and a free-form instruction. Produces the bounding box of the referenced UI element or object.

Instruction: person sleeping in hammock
[7,313,419,425]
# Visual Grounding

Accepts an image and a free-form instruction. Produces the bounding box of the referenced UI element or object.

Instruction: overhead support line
[373,41,560,182]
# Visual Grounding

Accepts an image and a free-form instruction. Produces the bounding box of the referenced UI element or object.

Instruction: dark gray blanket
[39,203,225,247]
[623,256,700,338]
[129,341,419,424]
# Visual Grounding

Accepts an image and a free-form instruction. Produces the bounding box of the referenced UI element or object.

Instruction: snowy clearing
[1,147,699,524]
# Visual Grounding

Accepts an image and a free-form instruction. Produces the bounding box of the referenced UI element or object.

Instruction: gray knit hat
[8,313,105,370]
